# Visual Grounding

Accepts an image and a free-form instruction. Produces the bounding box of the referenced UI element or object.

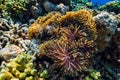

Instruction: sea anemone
[60,25,87,43]
[38,26,95,75]
[39,39,94,75]
[28,9,97,40]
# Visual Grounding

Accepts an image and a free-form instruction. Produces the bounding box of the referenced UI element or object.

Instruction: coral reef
[27,9,97,76]
[0,53,38,80]
[0,18,39,60]
[99,1,120,14]
[27,8,120,79]
[28,12,62,39]
[28,9,97,40]
[94,11,118,51]
[0,0,71,23]
[38,25,96,76]
[0,0,120,79]
[59,9,96,39]
[0,44,23,60]
[0,0,30,22]
[71,0,93,11]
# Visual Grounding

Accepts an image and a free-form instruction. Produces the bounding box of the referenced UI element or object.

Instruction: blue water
[92,0,120,6]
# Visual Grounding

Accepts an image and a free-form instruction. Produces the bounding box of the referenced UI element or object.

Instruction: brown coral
[28,12,61,39]
[38,39,94,75]
[59,9,96,39]
[28,23,41,39]
[60,25,87,43]
[38,26,96,75]
[28,9,96,40]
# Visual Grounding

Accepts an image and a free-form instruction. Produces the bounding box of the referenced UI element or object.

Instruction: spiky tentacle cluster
[38,26,95,75]
[28,9,96,40]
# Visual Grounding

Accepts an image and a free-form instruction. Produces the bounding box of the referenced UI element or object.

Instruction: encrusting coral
[0,53,38,80]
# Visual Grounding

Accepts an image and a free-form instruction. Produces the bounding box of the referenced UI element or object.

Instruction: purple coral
[46,41,88,75]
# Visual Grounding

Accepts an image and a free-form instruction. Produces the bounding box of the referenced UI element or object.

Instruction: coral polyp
[50,41,88,74]
[39,38,95,75]
[28,9,97,40]
[38,26,96,75]
[60,26,87,43]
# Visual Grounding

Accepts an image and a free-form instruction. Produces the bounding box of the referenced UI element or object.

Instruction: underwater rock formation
[0,53,38,80]
[94,11,118,51]
[43,0,69,14]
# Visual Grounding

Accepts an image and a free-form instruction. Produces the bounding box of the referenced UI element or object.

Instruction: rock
[31,5,43,18]
[56,3,69,14]
[43,0,56,12]
[43,0,70,14]
[94,11,118,51]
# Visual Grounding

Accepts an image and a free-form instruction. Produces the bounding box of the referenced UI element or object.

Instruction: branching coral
[0,53,38,80]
